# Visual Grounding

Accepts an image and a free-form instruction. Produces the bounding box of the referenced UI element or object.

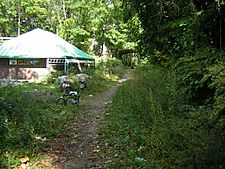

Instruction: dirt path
[62,71,132,169]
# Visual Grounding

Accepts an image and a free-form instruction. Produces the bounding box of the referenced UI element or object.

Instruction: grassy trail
[34,71,133,169]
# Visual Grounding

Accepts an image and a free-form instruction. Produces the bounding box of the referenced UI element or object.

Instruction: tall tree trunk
[219,9,222,51]
[189,0,196,13]
[62,0,67,19]
[18,12,20,36]
[99,28,105,57]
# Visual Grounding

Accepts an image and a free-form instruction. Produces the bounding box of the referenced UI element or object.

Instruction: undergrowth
[0,57,125,168]
[99,64,225,168]
[0,83,77,168]
[72,57,126,96]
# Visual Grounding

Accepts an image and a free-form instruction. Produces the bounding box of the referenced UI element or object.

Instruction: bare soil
[63,84,118,169]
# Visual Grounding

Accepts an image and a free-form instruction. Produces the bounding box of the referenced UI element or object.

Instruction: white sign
[9,60,17,65]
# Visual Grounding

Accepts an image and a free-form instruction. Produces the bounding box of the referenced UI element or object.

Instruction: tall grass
[99,64,225,168]
[0,83,77,168]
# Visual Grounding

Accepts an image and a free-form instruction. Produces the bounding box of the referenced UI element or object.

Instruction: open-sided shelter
[0,28,95,80]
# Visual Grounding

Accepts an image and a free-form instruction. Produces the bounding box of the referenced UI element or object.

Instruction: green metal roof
[0,28,94,60]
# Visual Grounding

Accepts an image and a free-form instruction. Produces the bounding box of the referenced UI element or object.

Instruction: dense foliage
[0,0,141,65]
[100,65,225,168]
[124,0,225,106]
[109,0,225,168]
[126,0,225,125]
[126,0,225,55]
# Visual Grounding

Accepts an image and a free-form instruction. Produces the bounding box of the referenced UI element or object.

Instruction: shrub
[43,70,64,84]
[96,57,126,80]
[172,48,223,105]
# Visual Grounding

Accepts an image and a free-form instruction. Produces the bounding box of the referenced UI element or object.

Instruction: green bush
[172,48,223,105]
[43,70,64,84]
[96,57,126,80]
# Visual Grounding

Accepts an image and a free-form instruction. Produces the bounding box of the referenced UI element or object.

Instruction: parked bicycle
[56,81,80,105]
[56,74,91,105]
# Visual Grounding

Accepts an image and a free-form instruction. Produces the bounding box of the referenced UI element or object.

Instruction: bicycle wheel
[56,97,66,105]
[66,97,79,105]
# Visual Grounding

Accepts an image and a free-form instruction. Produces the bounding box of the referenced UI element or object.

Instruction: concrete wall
[0,58,50,80]
[0,58,95,80]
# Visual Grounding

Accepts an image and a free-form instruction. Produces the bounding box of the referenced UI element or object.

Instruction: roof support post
[64,59,68,75]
